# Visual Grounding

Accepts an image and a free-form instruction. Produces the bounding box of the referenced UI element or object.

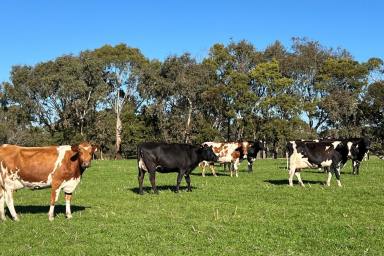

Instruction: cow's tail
[137,145,143,175]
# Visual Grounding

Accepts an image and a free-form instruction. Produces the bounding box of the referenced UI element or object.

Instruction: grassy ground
[0,158,383,256]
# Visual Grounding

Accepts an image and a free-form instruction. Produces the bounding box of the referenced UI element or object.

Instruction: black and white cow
[286,141,350,187]
[137,142,218,194]
[345,137,370,175]
[241,141,265,172]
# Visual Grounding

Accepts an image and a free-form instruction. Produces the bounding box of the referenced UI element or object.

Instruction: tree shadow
[264,179,325,186]
[130,185,197,194]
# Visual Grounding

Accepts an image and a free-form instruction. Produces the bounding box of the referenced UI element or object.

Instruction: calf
[137,143,218,194]
[286,141,350,187]
[0,142,96,221]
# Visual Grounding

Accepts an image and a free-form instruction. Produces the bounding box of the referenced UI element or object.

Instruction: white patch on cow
[353,161,358,167]
[4,168,25,191]
[138,158,148,171]
[53,146,71,173]
[336,180,342,187]
[59,177,81,196]
[320,159,332,167]
[325,146,330,151]
[82,146,91,151]
[332,141,341,149]
[347,142,353,158]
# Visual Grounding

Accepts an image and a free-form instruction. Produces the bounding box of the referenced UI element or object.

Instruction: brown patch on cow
[231,151,240,159]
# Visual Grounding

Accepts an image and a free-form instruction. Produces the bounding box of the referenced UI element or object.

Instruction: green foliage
[0,40,383,154]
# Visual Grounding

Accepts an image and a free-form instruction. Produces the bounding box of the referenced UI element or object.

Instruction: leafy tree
[92,44,147,159]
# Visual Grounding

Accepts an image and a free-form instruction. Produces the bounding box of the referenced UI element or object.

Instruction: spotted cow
[199,141,255,177]
[286,140,351,187]
[0,142,97,221]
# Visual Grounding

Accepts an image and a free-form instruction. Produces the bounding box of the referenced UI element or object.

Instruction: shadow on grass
[190,172,230,177]
[130,185,197,194]
[13,205,89,215]
[264,179,325,186]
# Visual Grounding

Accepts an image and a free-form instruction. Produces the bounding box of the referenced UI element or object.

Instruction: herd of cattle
[0,137,370,221]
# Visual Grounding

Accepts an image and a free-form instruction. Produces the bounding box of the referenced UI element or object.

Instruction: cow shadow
[190,172,230,177]
[264,179,325,186]
[130,185,197,194]
[12,205,89,215]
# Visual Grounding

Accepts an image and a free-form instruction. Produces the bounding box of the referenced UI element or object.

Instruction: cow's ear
[70,144,80,161]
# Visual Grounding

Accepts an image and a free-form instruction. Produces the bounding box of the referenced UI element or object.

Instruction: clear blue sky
[1,0,383,82]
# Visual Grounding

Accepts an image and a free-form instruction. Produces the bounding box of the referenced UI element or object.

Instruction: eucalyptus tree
[202,40,259,141]
[92,44,147,159]
[5,54,108,144]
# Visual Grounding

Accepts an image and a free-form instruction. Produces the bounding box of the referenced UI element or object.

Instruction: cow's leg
[4,189,19,221]
[295,172,305,187]
[352,161,360,175]
[48,183,61,221]
[148,171,158,194]
[185,174,192,192]
[201,163,206,177]
[210,164,217,177]
[138,168,146,195]
[326,170,332,186]
[175,171,184,193]
[64,193,73,219]
[0,189,5,221]
[334,164,342,187]
[288,167,296,187]
[247,159,254,172]
[234,160,240,178]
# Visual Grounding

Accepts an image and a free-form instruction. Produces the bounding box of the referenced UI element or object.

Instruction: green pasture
[1,158,383,255]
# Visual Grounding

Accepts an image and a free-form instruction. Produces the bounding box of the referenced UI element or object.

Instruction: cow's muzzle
[81,162,91,168]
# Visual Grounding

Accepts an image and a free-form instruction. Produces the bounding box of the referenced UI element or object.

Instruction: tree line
[1,38,383,158]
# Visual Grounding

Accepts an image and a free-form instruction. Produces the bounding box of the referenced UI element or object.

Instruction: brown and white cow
[199,142,251,177]
[0,142,96,221]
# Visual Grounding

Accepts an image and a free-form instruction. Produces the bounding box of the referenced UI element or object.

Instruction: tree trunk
[115,113,123,159]
[184,98,193,143]
[227,117,231,142]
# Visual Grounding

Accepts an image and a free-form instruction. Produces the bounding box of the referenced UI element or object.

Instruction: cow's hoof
[66,214,73,219]
[48,215,54,221]
[0,215,5,221]
[13,216,20,222]
[139,191,144,195]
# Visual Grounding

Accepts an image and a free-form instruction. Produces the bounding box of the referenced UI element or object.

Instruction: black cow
[137,142,218,194]
[286,141,351,187]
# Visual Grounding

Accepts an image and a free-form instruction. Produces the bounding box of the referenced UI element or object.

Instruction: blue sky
[1,0,383,82]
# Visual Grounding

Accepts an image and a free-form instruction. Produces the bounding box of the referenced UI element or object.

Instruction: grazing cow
[286,141,351,187]
[0,142,97,221]
[137,143,218,194]
[199,141,252,177]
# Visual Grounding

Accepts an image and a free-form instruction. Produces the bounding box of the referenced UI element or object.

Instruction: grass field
[1,158,383,255]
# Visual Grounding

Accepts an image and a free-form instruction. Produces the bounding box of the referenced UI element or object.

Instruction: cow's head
[240,142,251,159]
[71,142,97,169]
[247,141,264,159]
[348,138,370,161]
[200,144,219,162]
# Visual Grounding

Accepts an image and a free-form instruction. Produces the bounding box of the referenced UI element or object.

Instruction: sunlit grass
[1,158,383,255]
